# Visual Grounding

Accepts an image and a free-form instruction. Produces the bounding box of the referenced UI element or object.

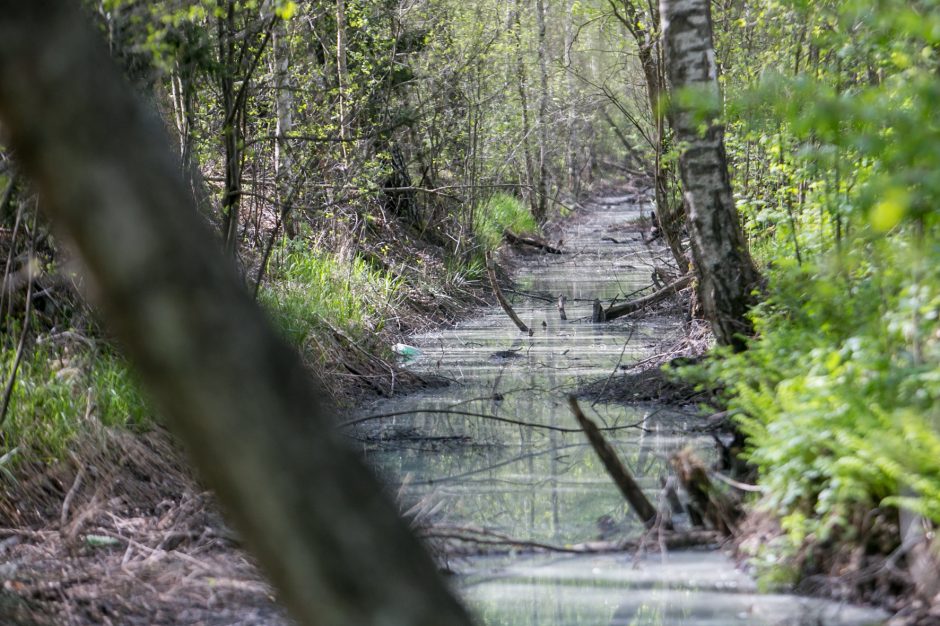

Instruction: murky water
[356,195,886,625]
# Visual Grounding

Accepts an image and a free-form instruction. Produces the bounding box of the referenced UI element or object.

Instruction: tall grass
[0,339,149,460]
[473,192,538,251]
[259,238,404,355]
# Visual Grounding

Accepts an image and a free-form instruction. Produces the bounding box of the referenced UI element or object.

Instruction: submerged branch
[485,252,533,336]
[569,396,661,529]
[339,408,649,434]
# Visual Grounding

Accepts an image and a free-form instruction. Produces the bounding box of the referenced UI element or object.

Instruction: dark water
[357,195,886,626]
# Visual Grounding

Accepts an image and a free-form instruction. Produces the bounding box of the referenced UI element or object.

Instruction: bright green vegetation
[259,238,404,356]
[473,193,539,251]
[0,340,149,461]
[684,0,940,552]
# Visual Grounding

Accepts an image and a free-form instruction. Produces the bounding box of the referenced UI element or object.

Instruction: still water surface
[359,194,886,626]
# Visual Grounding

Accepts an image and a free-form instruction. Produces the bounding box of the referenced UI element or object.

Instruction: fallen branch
[503,229,563,254]
[599,274,693,322]
[419,524,717,556]
[338,407,650,434]
[568,396,661,529]
[485,252,533,336]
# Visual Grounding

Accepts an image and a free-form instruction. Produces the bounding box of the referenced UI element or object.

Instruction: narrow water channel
[358,194,887,626]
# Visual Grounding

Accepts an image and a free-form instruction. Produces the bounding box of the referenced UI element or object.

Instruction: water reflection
[357,199,885,625]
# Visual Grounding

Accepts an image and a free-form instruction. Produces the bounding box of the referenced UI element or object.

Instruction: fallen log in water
[569,396,663,529]
[597,274,693,322]
[485,253,533,336]
[503,229,563,254]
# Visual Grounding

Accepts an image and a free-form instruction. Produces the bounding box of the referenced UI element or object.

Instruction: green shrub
[684,249,940,546]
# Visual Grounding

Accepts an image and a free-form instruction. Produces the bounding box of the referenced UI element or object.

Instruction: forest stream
[356,193,889,626]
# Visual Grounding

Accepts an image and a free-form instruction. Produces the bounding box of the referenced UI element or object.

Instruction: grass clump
[259,237,404,356]
[473,192,538,251]
[0,339,150,462]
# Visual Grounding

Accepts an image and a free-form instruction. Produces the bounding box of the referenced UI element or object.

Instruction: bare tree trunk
[336,0,350,168]
[218,0,242,255]
[511,0,538,217]
[534,0,550,221]
[609,0,687,270]
[563,0,580,197]
[273,14,296,238]
[0,3,474,625]
[659,0,760,350]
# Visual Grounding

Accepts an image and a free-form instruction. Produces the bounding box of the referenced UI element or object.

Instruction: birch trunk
[534,0,550,221]
[659,0,760,349]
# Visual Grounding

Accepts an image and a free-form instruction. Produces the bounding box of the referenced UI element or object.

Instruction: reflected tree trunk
[0,2,473,625]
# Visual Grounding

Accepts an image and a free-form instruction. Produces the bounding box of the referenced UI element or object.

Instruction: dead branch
[419,524,717,556]
[599,274,693,322]
[339,407,650,434]
[502,229,563,254]
[485,252,533,336]
[568,396,661,529]
[671,448,740,537]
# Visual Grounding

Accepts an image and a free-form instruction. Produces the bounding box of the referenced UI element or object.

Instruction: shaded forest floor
[0,431,289,625]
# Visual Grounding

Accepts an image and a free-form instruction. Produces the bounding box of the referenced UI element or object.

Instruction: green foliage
[0,340,149,460]
[473,192,538,251]
[680,0,940,553]
[259,237,403,355]
[686,244,940,544]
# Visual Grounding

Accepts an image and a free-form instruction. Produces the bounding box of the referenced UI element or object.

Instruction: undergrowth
[681,239,940,553]
[0,338,149,462]
[259,237,404,359]
[473,192,538,251]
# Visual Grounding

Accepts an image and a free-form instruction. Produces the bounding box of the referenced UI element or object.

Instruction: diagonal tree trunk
[659,0,761,350]
[0,2,474,625]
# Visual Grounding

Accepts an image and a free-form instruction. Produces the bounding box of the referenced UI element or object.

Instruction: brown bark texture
[659,0,761,350]
[608,0,687,271]
[0,3,474,626]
